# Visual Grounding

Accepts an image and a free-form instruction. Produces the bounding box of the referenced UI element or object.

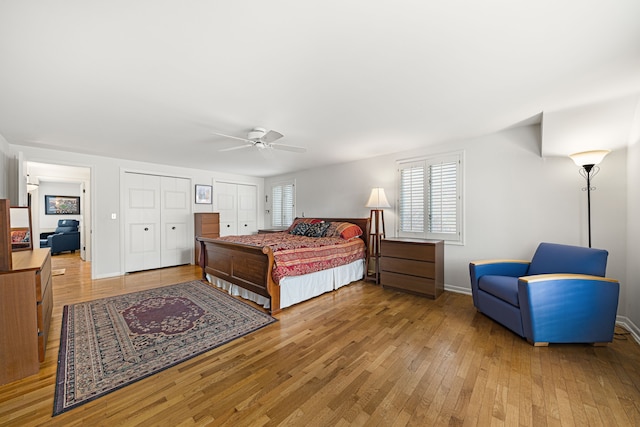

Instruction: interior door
[217,182,238,236]
[79,181,86,261]
[160,176,191,267]
[237,184,257,235]
[124,172,161,272]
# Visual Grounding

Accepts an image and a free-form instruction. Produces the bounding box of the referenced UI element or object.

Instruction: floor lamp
[569,150,610,248]
[365,187,391,284]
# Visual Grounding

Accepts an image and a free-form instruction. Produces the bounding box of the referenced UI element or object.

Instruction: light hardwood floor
[1,253,639,426]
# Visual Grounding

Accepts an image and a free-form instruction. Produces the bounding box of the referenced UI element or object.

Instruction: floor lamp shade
[569,150,610,168]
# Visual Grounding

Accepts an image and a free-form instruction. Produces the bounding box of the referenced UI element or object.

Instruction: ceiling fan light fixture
[248,128,266,141]
[213,127,305,153]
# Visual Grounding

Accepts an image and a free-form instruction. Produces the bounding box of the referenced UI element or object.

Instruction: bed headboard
[292,217,371,251]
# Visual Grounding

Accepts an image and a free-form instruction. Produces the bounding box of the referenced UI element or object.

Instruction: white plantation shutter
[399,162,425,233]
[428,159,458,234]
[397,153,463,243]
[271,182,295,227]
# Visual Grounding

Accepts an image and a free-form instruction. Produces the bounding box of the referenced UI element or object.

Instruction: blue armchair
[40,219,81,255]
[469,242,619,346]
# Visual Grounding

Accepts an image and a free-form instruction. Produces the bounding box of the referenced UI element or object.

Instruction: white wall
[38,182,82,230]
[9,145,264,279]
[0,134,9,199]
[265,125,630,316]
[625,110,640,339]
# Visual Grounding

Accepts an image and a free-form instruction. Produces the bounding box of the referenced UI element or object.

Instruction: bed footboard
[197,237,281,314]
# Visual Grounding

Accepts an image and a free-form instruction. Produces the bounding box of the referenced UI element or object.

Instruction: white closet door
[217,182,238,236]
[160,176,191,267]
[237,184,257,235]
[124,173,161,272]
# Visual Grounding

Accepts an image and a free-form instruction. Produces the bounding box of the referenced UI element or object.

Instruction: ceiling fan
[213,128,306,153]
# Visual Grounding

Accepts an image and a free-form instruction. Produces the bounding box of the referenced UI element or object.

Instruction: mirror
[10,206,33,251]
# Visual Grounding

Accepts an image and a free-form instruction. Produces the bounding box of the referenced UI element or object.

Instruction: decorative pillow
[290,222,311,236]
[11,230,27,242]
[287,218,323,233]
[325,222,363,240]
[304,222,331,238]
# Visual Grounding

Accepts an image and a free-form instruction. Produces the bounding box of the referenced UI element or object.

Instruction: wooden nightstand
[380,238,444,299]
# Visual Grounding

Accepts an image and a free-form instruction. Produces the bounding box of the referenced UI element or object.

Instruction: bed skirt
[206,259,364,310]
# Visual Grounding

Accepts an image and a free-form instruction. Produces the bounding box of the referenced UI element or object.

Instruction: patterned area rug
[53,280,276,416]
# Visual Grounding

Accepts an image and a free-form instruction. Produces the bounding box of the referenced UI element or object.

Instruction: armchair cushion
[478,275,520,307]
[55,226,77,233]
[55,219,80,232]
[527,242,608,276]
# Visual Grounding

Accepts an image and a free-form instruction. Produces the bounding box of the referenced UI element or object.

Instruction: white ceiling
[1,1,639,177]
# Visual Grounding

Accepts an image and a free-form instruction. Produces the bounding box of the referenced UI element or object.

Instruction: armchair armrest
[518,274,620,344]
[470,259,530,276]
[469,259,530,307]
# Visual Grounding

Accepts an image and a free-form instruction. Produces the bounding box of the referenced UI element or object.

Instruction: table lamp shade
[365,188,391,209]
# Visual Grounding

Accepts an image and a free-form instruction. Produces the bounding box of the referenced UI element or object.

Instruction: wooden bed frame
[197,217,370,314]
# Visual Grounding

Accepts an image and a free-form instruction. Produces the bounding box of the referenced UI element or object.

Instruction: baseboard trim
[616,316,640,346]
[93,272,123,280]
[444,284,472,296]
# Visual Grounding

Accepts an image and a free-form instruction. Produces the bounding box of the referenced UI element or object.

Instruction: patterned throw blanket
[214,232,366,283]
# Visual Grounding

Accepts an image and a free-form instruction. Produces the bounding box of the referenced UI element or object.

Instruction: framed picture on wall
[195,184,213,204]
[45,195,81,215]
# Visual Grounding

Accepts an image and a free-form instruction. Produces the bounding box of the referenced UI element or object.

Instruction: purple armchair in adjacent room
[469,242,620,346]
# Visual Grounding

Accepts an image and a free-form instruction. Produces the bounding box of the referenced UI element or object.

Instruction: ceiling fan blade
[270,143,306,153]
[219,143,254,152]
[211,131,251,143]
[261,130,284,143]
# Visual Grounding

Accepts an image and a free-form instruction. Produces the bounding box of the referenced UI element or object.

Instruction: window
[271,181,295,227]
[397,152,463,243]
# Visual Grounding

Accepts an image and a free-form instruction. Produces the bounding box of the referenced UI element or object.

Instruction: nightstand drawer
[381,272,437,297]
[380,257,435,278]
[380,240,435,262]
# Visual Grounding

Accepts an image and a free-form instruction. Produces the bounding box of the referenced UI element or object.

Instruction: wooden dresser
[194,213,220,264]
[0,248,53,385]
[379,238,444,299]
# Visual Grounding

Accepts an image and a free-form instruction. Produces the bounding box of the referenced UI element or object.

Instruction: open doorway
[26,162,92,264]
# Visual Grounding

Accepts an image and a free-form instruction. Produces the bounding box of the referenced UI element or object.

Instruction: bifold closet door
[160,176,190,267]
[216,182,258,236]
[124,173,191,272]
[237,184,257,235]
[124,173,161,272]
[217,182,238,236]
